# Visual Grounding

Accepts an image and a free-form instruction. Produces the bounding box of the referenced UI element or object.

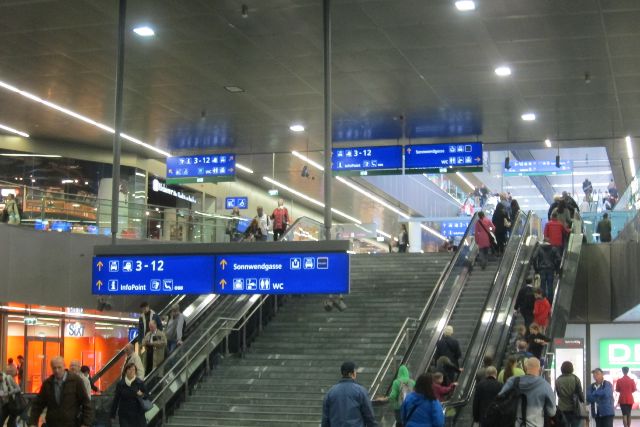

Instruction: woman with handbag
[555,361,585,427]
[111,362,149,427]
[0,370,21,426]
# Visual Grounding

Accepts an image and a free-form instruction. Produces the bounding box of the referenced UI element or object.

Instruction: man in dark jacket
[322,361,377,427]
[515,278,536,328]
[473,366,502,426]
[596,213,612,243]
[137,301,163,346]
[532,241,561,303]
[29,356,94,427]
[434,325,462,369]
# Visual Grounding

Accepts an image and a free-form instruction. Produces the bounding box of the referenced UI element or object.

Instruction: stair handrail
[91,294,187,384]
[442,212,535,415]
[368,317,420,396]
[146,294,273,409]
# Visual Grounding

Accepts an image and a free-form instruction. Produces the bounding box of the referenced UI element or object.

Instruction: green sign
[600,339,640,368]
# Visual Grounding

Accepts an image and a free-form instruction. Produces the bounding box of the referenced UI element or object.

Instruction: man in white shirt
[255,206,270,241]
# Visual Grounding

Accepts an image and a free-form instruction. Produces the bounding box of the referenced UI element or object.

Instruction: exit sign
[600,339,640,368]
[24,317,37,325]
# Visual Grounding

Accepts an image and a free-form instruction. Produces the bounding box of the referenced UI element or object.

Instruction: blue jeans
[540,270,555,302]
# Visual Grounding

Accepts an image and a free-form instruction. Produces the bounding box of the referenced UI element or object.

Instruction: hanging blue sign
[440,220,471,238]
[225,197,249,210]
[92,255,216,295]
[404,142,483,173]
[214,252,350,295]
[166,153,235,184]
[332,146,403,175]
[504,160,573,176]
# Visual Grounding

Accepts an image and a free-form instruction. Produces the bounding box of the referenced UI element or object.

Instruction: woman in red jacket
[544,212,570,249]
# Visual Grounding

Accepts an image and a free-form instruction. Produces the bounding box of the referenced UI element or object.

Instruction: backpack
[516,354,528,372]
[397,380,412,405]
[483,377,527,427]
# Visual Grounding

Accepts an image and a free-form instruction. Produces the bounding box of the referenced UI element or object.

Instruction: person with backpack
[400,373,444,427]
[473,366,502,427]
[498,355,525,384]
[375,364,415,427]
[270,199,289,241]
[434,326,462,376]
[586,368,615,427]
[490,357,555,427]
[555,361,585,427]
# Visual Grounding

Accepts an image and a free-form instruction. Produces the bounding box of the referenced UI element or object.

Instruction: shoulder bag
[478,219,498,246]
[572,375,589,418]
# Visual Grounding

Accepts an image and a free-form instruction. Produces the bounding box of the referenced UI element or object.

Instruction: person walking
[498,357,556,427]
[532,241,560,304]
[321,361,377,427]
[111,361,149,427]
[0,370,21,427]
[515,278,536,328]
[596,213,612,243]
[474,211,495,270]
[226,206,243,242]
[492,203,509,255]
[498,355,525,384]
[398,224,409,253]
[141,320,167,373]
[544,212,570,251]
[165,304,186,354]
[400,373,444,427]
[587,368,615,427]
[555,361,585,427]
[270,199,289,241]
[533,289,551,331]
[122,343,145,380]
[374,364,415,427]
[473,366,502,427]
[137,302,162,348]
[434,326,462,375]
[254,206,271,242]
[616,366,636,427]
[28,356,94,427]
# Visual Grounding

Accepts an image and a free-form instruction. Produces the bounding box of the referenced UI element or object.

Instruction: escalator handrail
[280,216,326,242]
[147,295,272,401]
[443,212,534,411]
[403,210,529,396]
[91,294,186,383]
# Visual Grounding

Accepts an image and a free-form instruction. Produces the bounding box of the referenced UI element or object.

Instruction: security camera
[241,4,249,18]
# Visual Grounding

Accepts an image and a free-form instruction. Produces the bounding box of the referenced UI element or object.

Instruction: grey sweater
[499,375,556,427]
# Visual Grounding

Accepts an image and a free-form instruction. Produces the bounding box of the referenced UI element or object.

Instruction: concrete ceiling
[1,0,640,230]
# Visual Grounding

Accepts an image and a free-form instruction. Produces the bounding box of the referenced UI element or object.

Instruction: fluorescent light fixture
[235,162,254,174]
[521,113,536,121]
[455,0,476,11]
[455,171,475,191]
[292,150,325,171]
[494,66,512,77]
[61,179,74,184]
[336,176,410,219]
[0,123,29,137]
[289,124,305,132]
[0,153,61,158]
[224,86,244,93]
[376,229,392,239]
[626,136,636,177]
[262,176,362,224]
[545,139,552,147]
[0,79,171,157]
[135,172,146,178]
[420,224,448,241]
[133,26,155,37]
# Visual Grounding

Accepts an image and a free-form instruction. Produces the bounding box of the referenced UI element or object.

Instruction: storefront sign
[600,339,640,368]
[66,322,85,337]
[93,251,350,295]
[151,179,197,204]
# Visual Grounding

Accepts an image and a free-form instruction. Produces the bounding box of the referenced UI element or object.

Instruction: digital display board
[404,142,483,173]
[166,153,235,184]
[332,146,403,176]
[92,252,349,295]
[214,252,349,295]
[504,160,573,176]
[225,197,248,210]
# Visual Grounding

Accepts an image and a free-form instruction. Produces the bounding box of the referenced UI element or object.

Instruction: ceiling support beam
[323,0,333,240]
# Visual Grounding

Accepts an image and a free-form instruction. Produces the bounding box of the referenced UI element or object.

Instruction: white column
[408,220,422,253]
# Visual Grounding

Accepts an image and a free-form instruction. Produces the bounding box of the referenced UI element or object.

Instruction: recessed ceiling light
[0,123,29,137]
[521,113,536,121]
[455,0,476,11]
[224,86,244,93]
[545,139,552,147]
[133,26,155,37]
[495,66,512,77]
[289,124,305,132]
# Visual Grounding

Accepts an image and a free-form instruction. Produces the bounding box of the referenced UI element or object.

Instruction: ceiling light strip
[292,150,325,171]
[0,153,61,158]
[455,171,475,192]
[0,123,29,138]
[626,136,636,177]
[235,162,254,174]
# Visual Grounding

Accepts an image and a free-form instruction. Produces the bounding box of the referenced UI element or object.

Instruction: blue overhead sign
[166,153,235,184]
[504,160,573,176]
[440,220,470,238]
[92,252,350,295]
[404,142,483,172]
[225,197,248,210]
[214,252,350,295]
[92,255,216,295]
[332,146,403,175]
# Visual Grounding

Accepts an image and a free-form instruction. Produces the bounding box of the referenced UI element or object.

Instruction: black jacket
[29,372,94,427]
[533,244,561,273]
[473,377,502,424]
[111,377,148,426]
[434,336,462,367]
[515,285,535,318]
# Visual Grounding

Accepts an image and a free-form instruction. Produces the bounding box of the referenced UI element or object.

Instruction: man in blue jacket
[586,368,615,427]
[322,361,377,427]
